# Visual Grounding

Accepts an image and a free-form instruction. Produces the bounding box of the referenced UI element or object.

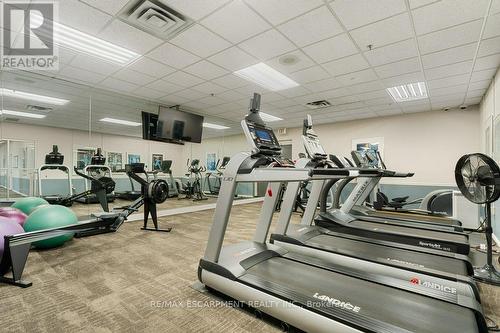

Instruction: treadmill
[270,116,481,304]
[314,154,470,255]
[198,94,487,333]
[337,150,463,229]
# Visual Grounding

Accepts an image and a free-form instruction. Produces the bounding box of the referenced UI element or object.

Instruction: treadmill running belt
[240,257,482,333]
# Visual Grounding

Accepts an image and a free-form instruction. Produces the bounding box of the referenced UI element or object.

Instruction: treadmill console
[244,121,281,157]
[301,114,327,161]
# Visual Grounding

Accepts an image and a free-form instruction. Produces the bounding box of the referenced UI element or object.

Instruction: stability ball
[0,207,28,226]
[23,205,78,249]
[27,204,51,215]
[0,219,25,259]
[11,197,49,215]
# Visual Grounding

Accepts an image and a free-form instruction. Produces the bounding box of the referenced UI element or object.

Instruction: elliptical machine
[178,159,207,201]
[204,157,230,196]
[76,148,115,205]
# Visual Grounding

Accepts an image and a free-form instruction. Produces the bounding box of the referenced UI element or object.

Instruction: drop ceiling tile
[492,0,500,15]
[147,43,201,69]
[478,36,500,57]
[217,90,247,102]
[278,6,343,47]
[302,34,358,64]
[374,57,421,78]
[322,87,351,99]
[363,95,394,106]
[289,66,330,84]
[466,89,487,99]
[322,54,370,78]
[208,47,258,72]
[174,89,208,100]
[144,79,184,95]
[100,77,139,93]
[330,0,406,30]
[112,68,156,86]
[364,39,418,66]
[127,57,176,78]
[58,47,79,65]
[79,0,129,15]
[70,54,122,76]
[98,20,164,54]
[239,29,296,61]
[266,50,315,74]
[159,94,190,105]
[201,1,270,43]
[169,24,232,58]
[304,77,342,92]
[57,65,107,84]
[427,74,470,90]
[483,13,500,39]
[133,87,166,100]
[192,82,227,94]
[244,0,323,25]
[409,0,439,9]
[376,108,404,116]
[183,61,229,81]
[278,86,312,98]
[474,53,500,71]
[412,0,489,35]
[336,69,378,86]
[382,71,425,87]
[348,81,386,94]
[58,0,111,35]
[211,74,250,89]
[163,71,205,87]
[183,100,212,110]
[430,84,468,97]
[430,93,465,104]
[421,43,476,69]
[197,95,226,106]
[468,79,491,91]
[464,96,483,105]
[269,98,298,108]
[234,84,269,96]
[418,20,482,55]
[350,13,413,50]
[164,0,231,20]
[471,68,497,82]
[425,61,472,80]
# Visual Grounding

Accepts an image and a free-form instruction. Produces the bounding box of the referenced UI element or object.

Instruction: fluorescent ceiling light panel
[31,14,139,65]
[0,88,69,105]
[260,112,282,122]
[100,117,142,126]
[234,63,299,91]
[386,82,428,103]
[1,109,46,119]
[203,122,230,130]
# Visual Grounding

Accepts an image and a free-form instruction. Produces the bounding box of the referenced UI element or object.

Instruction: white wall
[196,109,480,186]
[0,122,185,175]
[479,67,499,236]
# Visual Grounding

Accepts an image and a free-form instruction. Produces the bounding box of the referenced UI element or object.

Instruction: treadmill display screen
[255,129,272,142]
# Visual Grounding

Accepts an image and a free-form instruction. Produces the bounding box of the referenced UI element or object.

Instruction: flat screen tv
[157,106,204,143]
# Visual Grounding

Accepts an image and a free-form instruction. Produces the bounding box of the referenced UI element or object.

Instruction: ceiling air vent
[305,100,332,110]
[120,0,194,41]
[27,105,52,113]
[4,118,19,122]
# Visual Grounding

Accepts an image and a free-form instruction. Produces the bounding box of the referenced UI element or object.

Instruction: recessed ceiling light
[234,63,299,91]
[260,112,282,122]
[1,88,69,105]
[386,82,428,103]
[100,118,141,126]
[1,109,46,119]
[203,122,230,130]
[31,14,139,65]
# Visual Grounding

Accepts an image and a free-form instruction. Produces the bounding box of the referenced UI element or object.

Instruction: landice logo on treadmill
[410,278,457,294]
[312,293,361,313]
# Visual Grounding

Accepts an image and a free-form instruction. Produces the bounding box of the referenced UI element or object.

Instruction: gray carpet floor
[0,202,499,332]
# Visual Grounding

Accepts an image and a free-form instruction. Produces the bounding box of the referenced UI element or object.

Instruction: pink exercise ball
[0,219,25,259]
[0,207,28,226]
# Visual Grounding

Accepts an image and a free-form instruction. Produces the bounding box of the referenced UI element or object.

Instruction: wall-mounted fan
[455,153,500,285]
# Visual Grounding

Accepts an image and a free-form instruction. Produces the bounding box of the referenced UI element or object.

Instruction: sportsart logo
[410,278,457,294]
[312,293,361,313]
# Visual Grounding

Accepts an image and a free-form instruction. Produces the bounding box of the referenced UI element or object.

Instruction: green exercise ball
[23,205,77,249]
[27,204,51,215]
[11,197,49,215]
